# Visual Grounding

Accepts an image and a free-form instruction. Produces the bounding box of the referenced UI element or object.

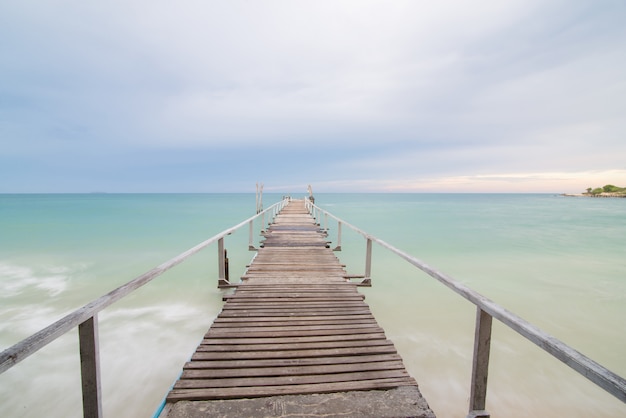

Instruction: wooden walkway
[163,199,431,416]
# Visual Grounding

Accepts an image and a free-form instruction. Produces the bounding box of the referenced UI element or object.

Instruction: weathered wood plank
[218,309,372,315]
[181,360,406,379]
[213,314,375,323]
[224,292,364,299]
[204,327,383,339]
[174,369,412,389]
[196,339,394,352]
[211,319,378,328]
[207,322,381,332]
[167,378,418,401]
[183,353,404,370]
[191,345,399,361]
[199,333,388,346]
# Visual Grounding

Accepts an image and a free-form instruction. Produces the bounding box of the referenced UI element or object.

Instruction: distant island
[563,184,626,198]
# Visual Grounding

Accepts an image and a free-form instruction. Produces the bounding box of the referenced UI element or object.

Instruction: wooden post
[224,249,229,282]
[333,221,342,251]
[78,315,102,418]
[361,238,372,286]
[468,307,492,418]
[248,219,256,250]
[218,237,228,287]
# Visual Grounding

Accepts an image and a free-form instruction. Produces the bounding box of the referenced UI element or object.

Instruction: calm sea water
[1,193,624,417]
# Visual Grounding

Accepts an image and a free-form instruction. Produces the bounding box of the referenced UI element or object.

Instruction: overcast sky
[1,1,625,193]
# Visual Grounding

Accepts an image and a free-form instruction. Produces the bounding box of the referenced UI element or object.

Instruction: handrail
[0,197,289,418]
[305,198,626,417]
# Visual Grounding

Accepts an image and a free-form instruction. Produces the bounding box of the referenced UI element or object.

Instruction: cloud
[306,170,626,193]
[1,1,625,192]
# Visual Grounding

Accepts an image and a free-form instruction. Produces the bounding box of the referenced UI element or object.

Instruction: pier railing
[305,198,626,418]
[0,198,289,418]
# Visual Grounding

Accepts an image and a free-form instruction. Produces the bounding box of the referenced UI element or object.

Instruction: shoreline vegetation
[563,184,626,198]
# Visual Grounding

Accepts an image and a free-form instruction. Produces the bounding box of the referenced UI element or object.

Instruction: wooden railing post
[361,237,372,286]
[333,221,342,251]
[217,237,228,287]
[78,315,102,418]
[468,307,493,418]
[248,219,256,250]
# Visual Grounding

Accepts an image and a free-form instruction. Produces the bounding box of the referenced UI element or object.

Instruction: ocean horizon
[1,193,624,417]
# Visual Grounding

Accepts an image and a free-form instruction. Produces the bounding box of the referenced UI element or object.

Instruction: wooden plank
[224,293,364,299]
[196,339,394,352]
[181,360,406,379]
[167,378,418,401]
[207,322,381,332]
[222,297,366,304]
[221,303,368,309]
[199,333,388,346]
[213,316,376,323]
[183,354,404,370]
[204,327,383,339]
[234,284,357,290]
[191,345,399,361]
[174,369,412,389]
[213,314,375,322]
[211,319,378,328]
[218,310,373,317]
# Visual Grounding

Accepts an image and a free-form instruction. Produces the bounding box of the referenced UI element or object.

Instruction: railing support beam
[361,238,372,286]
[468,307,493,418]
[248,219,256,251]
[333,221,342,251]
[78,315,102,418]
[217,237,228,287]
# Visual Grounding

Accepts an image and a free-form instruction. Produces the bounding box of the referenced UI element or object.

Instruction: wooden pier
[3,196,625,417]
[161,199,434,417]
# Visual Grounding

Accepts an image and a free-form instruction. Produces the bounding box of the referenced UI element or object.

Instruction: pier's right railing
[305,198,626,418]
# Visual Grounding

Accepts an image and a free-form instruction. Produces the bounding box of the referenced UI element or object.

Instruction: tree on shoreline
[584,184,626,195]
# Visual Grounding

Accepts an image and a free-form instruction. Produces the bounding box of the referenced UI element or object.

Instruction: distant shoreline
[562,193,626,198]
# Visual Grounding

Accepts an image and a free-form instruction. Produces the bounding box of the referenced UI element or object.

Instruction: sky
[1,0,625,193]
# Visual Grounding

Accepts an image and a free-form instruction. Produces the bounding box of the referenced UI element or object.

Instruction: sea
[0,193,624,418]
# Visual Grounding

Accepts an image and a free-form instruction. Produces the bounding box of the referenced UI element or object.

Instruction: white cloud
[308,170,626,193]
[1,1,625,192]
[384,170,626,193]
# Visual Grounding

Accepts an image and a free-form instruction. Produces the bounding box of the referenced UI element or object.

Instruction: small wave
[0,262,71,297]
[0,306,60,336]
[101,303,203,323]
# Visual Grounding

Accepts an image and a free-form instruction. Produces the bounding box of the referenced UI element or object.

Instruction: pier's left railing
[0,198,289,418]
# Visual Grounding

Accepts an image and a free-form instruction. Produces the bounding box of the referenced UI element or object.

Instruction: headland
[563,184,626,198]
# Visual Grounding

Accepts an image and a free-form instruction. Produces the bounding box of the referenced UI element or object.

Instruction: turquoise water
[1,193,625,417]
